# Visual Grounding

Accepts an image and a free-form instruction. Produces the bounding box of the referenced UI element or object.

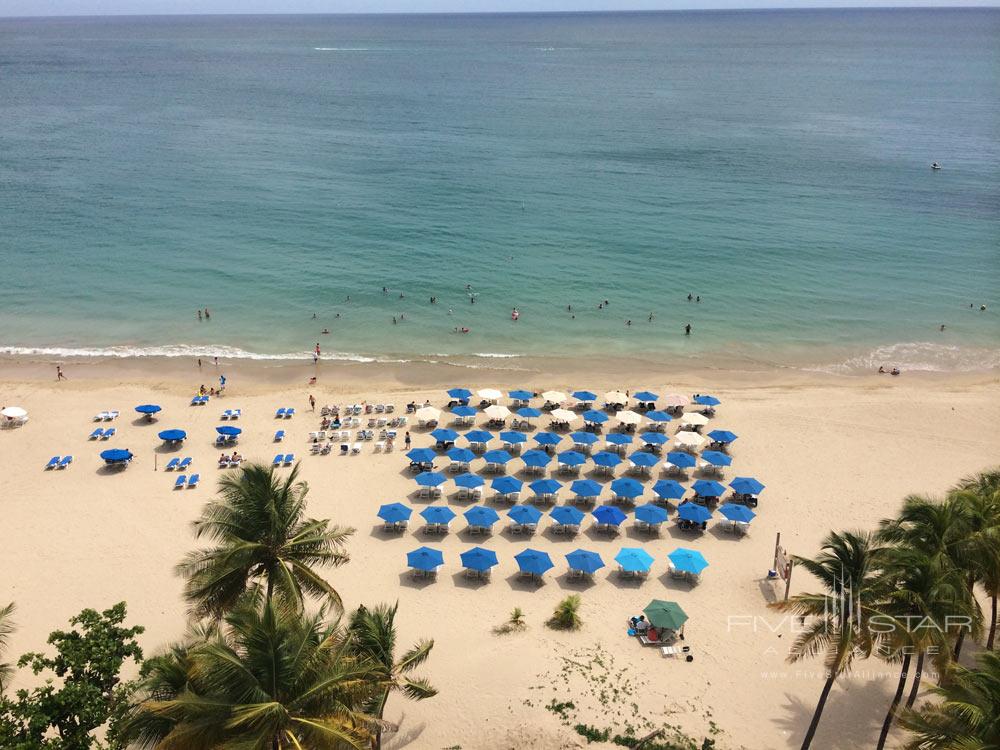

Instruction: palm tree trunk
[373,689,390,750]
[875,652,911,750]
[953,629,966,660]
[905,651,924,709]
[954,573,977,660]
[800,671,837,750]
[987,594,997,651]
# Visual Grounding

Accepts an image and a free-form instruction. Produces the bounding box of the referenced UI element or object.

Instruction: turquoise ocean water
[1,9,998,372]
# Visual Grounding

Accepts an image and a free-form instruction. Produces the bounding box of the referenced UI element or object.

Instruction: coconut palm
[176,462,354,617]
[348,603,437,749]
[0,602,15,694]
[123,601,381,750]
[769,530,890,750]
[899,650,1000,749]
[951,469,1000,651]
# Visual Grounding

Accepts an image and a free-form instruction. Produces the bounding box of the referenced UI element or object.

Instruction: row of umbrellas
[412,445,734,472]
[420,404,719,430]
[406,545,708,575]
[446,387,720,409]
[422,427,736,449]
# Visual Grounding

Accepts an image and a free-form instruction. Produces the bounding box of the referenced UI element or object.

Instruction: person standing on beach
[56,366,66,381]
[404,431,411,450]
[309,394,316,411]
[197,358,202,369]
[213,356,218,366]
[685,323,692,335]
[315,343,321,357]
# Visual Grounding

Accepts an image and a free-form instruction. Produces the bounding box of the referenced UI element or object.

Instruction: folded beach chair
[89,428,104,440]
[58,455,73,469]
[275,408,287,418]
[273,454,284,466]
[102,428,115,439]
[178,457,192,470]
[187,474,200,488]
[45,456,60,470]
[174,475,187,489]
[165,458,180,471]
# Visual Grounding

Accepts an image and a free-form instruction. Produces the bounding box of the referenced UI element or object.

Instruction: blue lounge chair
[187,474,200,488]
[275,408,286,418]
[215,435,227,445]
[221,409,232,419]
[165,457,180,471]
[102,428,116,439]
[45,456,60,470]
[284,408,295,418]
[191,395,202,405]
[89,428,104,440]
[174,475,187,489]
[58,455,73,469]
[283,454,294,465]
[273,454,284,466]
[178,457,192,470]
[274,430,285,442]
[231,409,241,419]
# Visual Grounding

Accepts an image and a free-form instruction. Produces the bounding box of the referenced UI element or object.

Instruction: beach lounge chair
[101,428,115,439]
[275,408,286,418]
[340,443,349,455]
[215,435,227,446]
[660,645,691,658]
[221,409,233,420]
[273,454,284,466]
[165,458,180,471]
[218,457,230,468]
[191,396,202,405]
[178,457,192,470]
[187,474,200,488]
[174,475,187,489]
[273,429,285,442]
[283,454,294,465]
[374,441,385,453]
[58,455,73,469]
[310,443,321,455]
[284,408,294,418]
[89,428,104,440]
[351,443,362,455]
[45,456,60,470]
[93,412,107,421]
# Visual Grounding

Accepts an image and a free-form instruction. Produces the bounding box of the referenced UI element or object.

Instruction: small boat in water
[931,162,942,170]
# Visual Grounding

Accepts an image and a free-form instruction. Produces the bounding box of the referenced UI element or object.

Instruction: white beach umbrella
[661,394,690,408]
[484,404,511,420]
[680,412,709,427]
[541,390,566,404]
[616,410,643,426]
[604,390,629,406]
[550,409,578,424]
[478,388,502,401]
[415,406,441,422]
[674,431,705,449]
[1,406,27,419]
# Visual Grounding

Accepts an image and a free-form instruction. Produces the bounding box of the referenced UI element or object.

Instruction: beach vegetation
[0,602,14,694]
[494,607,527,635]
[548,595,583,631]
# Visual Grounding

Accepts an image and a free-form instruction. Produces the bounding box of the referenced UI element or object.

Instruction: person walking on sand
[309,394,316,411]
[198,358,202,369]
[56,366,66,381]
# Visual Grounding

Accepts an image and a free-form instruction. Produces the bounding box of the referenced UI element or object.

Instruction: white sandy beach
[1,360,997,749]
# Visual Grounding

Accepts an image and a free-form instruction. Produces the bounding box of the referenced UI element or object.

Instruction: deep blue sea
[1,9,997,372]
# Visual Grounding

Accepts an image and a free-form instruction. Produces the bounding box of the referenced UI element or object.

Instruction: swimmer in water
[685,323,691,335]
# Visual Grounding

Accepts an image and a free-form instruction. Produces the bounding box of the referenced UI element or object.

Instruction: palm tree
[123,601,382,750]
[899,650,1000,749]
[348,603,437,749]
[769,530,889,750]
[0,602,15,694]
[951,469,1000,651]
[176,462,354,617]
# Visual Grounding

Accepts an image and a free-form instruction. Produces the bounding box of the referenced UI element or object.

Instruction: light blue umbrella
[514,548,553,575]
[615,547,655,572]
[653,479,686,500]
[414,471,446,487]
[407,546,443,571]
[430,428,459,443]
[566,549,605,574]
[593,505,627,526]
[572,390,598,402]
[461,546,499,571]
[454,472,485,489]
[666,451,697,469]
[451,405,478,418]
[500,430,528,445]
[708,429,738,444]
[645,410,673,423]
[378,503,412,523]
[719,503,757,523]
[158,429,186,442]
[571,479,602,498]
[533,431,562,447]
[635,503,669,524]
[692,479,726,498]
[446,447,475,463]
[582,409,609,424]
[420,506,456,525]
[629,452,659,468]
[517,407,542,418]
[521,449,552,468]
[694,394,721,406]
[508,504,543,525]
[611,477,644,498]
[669,547,709,574]
[730,476,766,496]
[447,388,472,400]
[633,391,659,403]
[407,448,437,464]
[491,476,523,494]
[465,430,494,445]
[509,389,534,401]
[216,425,242,436]
[464,506,500,527]
[700,451,733,467]
[483,449,514,465]
[592,451,622,468]
[530,478,563,496]
[100,448,133,463]
[605,432,633,446]
[677,503,713,523]
[570,431,599,446]
[640,432,668,446]
[550,505,585,526]
[135,404,162,414]
[558,450,587,467]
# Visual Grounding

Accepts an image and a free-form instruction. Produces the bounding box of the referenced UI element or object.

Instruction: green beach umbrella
[642,599,688,631]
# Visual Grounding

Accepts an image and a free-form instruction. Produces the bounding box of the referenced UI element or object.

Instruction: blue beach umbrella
[645,410,672,423]
[447,388,472,400]
[465,430,494,445]
[158,429,186,442]
[719,503,757,523]
[708,429,738,444]
[566,549,605,574]
[514,548,554,575]
[509,389,534,401]
[420,506,457,525]
[669,547,709,574]
[550,505,585,526]
[558,450,587,467]
[640,432,668,446]
[135,404,162,415]
[521,449,552,468]
[666,451,697,469]
[414,471,446,488]
[464,505,500,527]
[633,391,659,403]
[629,452,659,468]
[451,405,478,418]
[570,431,599,446]
[692,479,726,498]
[461,546,499,572]
[611,477,644,498]
[605,433,633,446]
[378,503,412,523]
[483,449,514,465]
[491,476,523,494]
[100,448,133,463]
[635,503,669,524]
[571,479,602,498]
[572,390,598,402]
[430,428,459,443]
[677,503,713,523]
[694,394,721,406]
[615,547,655,572]
[446,447,476,464]
[500,430,528,445]
[592,451,622,468]
[530,478,563,496]
[730,476,766,496]
[533,431,563,447]
[593,505,627,526]
[653,479,687,501]
[216,425,242,436]
[407,448,437,464]
[582,409,609,424]
[517,407,542,419]
[454,472,485,489]
[508,504,543,525]
[407,546,443,571]
[700,451,733,467]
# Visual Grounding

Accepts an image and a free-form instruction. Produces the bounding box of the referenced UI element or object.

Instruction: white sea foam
[807,342,1000,374]
[314,47,372,51]
[471,352,522,359]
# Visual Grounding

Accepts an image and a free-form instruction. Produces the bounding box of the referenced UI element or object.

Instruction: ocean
[1,9,997,373]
